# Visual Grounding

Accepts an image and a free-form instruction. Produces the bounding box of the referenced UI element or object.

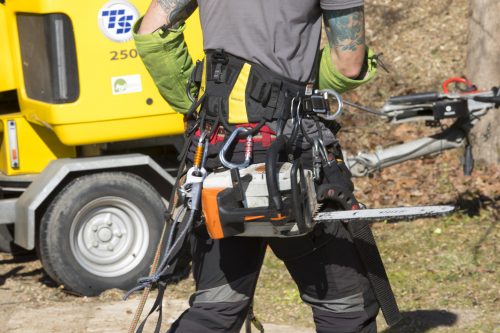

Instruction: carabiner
[290,95,301,125]
[314,138,332,166]
[193,130,208,169]
[219,127,253,169]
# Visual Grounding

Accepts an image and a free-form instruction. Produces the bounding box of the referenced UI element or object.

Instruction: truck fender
[15,154,176,249]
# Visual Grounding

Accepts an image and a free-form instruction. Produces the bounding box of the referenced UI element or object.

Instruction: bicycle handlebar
[473,95,500,104]
[388,92,440,105]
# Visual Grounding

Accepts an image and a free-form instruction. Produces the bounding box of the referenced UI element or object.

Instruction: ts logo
[98,0,139,42]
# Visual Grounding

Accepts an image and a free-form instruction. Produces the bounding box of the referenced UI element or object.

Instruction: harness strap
[245,302,264,333]
[135,282,166,333]
[126,155,188,333]
[126,189,197,333]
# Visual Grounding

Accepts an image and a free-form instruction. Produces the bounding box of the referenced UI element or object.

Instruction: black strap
[135,282,166,333]
[123,151,196,333]
[128,207,195,333]
[245,302,264,333]
[345,220,402,327]
[192,60,204,84]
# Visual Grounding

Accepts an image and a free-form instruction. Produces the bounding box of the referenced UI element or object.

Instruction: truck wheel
[38,172,165,296]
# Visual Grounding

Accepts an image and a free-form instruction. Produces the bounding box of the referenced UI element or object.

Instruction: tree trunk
[466,0,500,166]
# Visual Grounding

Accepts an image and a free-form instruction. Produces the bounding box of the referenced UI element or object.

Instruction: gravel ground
[0,251,313,333]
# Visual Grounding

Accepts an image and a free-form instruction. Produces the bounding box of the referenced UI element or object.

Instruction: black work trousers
[174,119,379,332]
[168,220,379,333]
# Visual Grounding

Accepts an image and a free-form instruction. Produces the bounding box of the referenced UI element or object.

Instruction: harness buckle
[310,93,330,114]
[211,50,229,83]
[213,63,225,83]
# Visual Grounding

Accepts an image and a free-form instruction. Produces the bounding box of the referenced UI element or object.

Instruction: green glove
[133,19,197,114]
[318,43,377,93]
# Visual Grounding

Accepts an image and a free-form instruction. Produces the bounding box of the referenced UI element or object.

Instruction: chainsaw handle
[266,135,288,212]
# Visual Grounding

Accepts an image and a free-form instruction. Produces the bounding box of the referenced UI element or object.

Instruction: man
[135,1,383,332]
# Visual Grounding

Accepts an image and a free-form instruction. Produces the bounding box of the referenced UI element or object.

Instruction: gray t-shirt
[198,0,363,82]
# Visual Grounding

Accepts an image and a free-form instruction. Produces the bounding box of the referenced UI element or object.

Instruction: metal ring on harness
[315,89,344,121]
[219,127,253,169]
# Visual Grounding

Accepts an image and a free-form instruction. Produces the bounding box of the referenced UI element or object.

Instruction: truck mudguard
[14,154,175,249]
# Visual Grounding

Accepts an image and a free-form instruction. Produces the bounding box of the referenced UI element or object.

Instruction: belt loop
[266,79,282,109]
[192,60,204,84]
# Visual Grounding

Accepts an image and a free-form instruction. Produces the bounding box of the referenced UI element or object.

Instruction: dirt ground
[0,251,314,333]
[1,0,499,332]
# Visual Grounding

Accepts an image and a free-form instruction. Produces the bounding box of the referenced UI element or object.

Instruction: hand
[137,0,197,34]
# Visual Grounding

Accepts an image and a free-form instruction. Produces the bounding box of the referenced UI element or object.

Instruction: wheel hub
[87,213,122,246]
[69,197,150,277]
[97,226,113,243]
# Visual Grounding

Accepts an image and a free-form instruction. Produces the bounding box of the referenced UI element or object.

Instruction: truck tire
[38,172,165,296]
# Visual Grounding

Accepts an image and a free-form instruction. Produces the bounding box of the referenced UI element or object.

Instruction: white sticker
[98,0,140,43]
[112,74,142,95]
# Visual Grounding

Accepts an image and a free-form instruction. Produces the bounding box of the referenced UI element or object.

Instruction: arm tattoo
[157,0,198,27]
[324,7,365,52]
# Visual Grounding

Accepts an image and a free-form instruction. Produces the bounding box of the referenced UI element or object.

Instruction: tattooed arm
[323,6,366,79]
[138,0,197,34]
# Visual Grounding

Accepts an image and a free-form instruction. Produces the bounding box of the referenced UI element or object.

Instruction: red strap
[194,124,276,146]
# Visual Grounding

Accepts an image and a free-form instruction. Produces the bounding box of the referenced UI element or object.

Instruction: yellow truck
[0,0,202,296]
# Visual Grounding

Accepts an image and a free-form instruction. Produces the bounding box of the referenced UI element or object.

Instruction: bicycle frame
[345,87,499,177]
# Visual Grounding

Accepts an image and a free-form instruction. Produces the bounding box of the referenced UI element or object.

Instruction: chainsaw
[201,135,455,239]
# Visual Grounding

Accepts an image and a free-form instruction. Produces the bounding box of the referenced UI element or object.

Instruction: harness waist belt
[200,49,308,125]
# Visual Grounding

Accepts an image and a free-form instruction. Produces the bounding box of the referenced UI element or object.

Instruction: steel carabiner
[219,127,253,169]
[315,138,332,166]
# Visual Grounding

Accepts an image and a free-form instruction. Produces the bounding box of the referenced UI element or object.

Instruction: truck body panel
[0,5,16,92]
[3,0,203,146]
[0,113,75,175]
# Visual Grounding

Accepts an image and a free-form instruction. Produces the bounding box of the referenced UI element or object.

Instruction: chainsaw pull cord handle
[219,127,253,169]
[265,135,288,213]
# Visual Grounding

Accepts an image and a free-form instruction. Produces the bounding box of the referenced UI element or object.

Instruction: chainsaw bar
[314,205,456,223]
[236,205,456,238]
